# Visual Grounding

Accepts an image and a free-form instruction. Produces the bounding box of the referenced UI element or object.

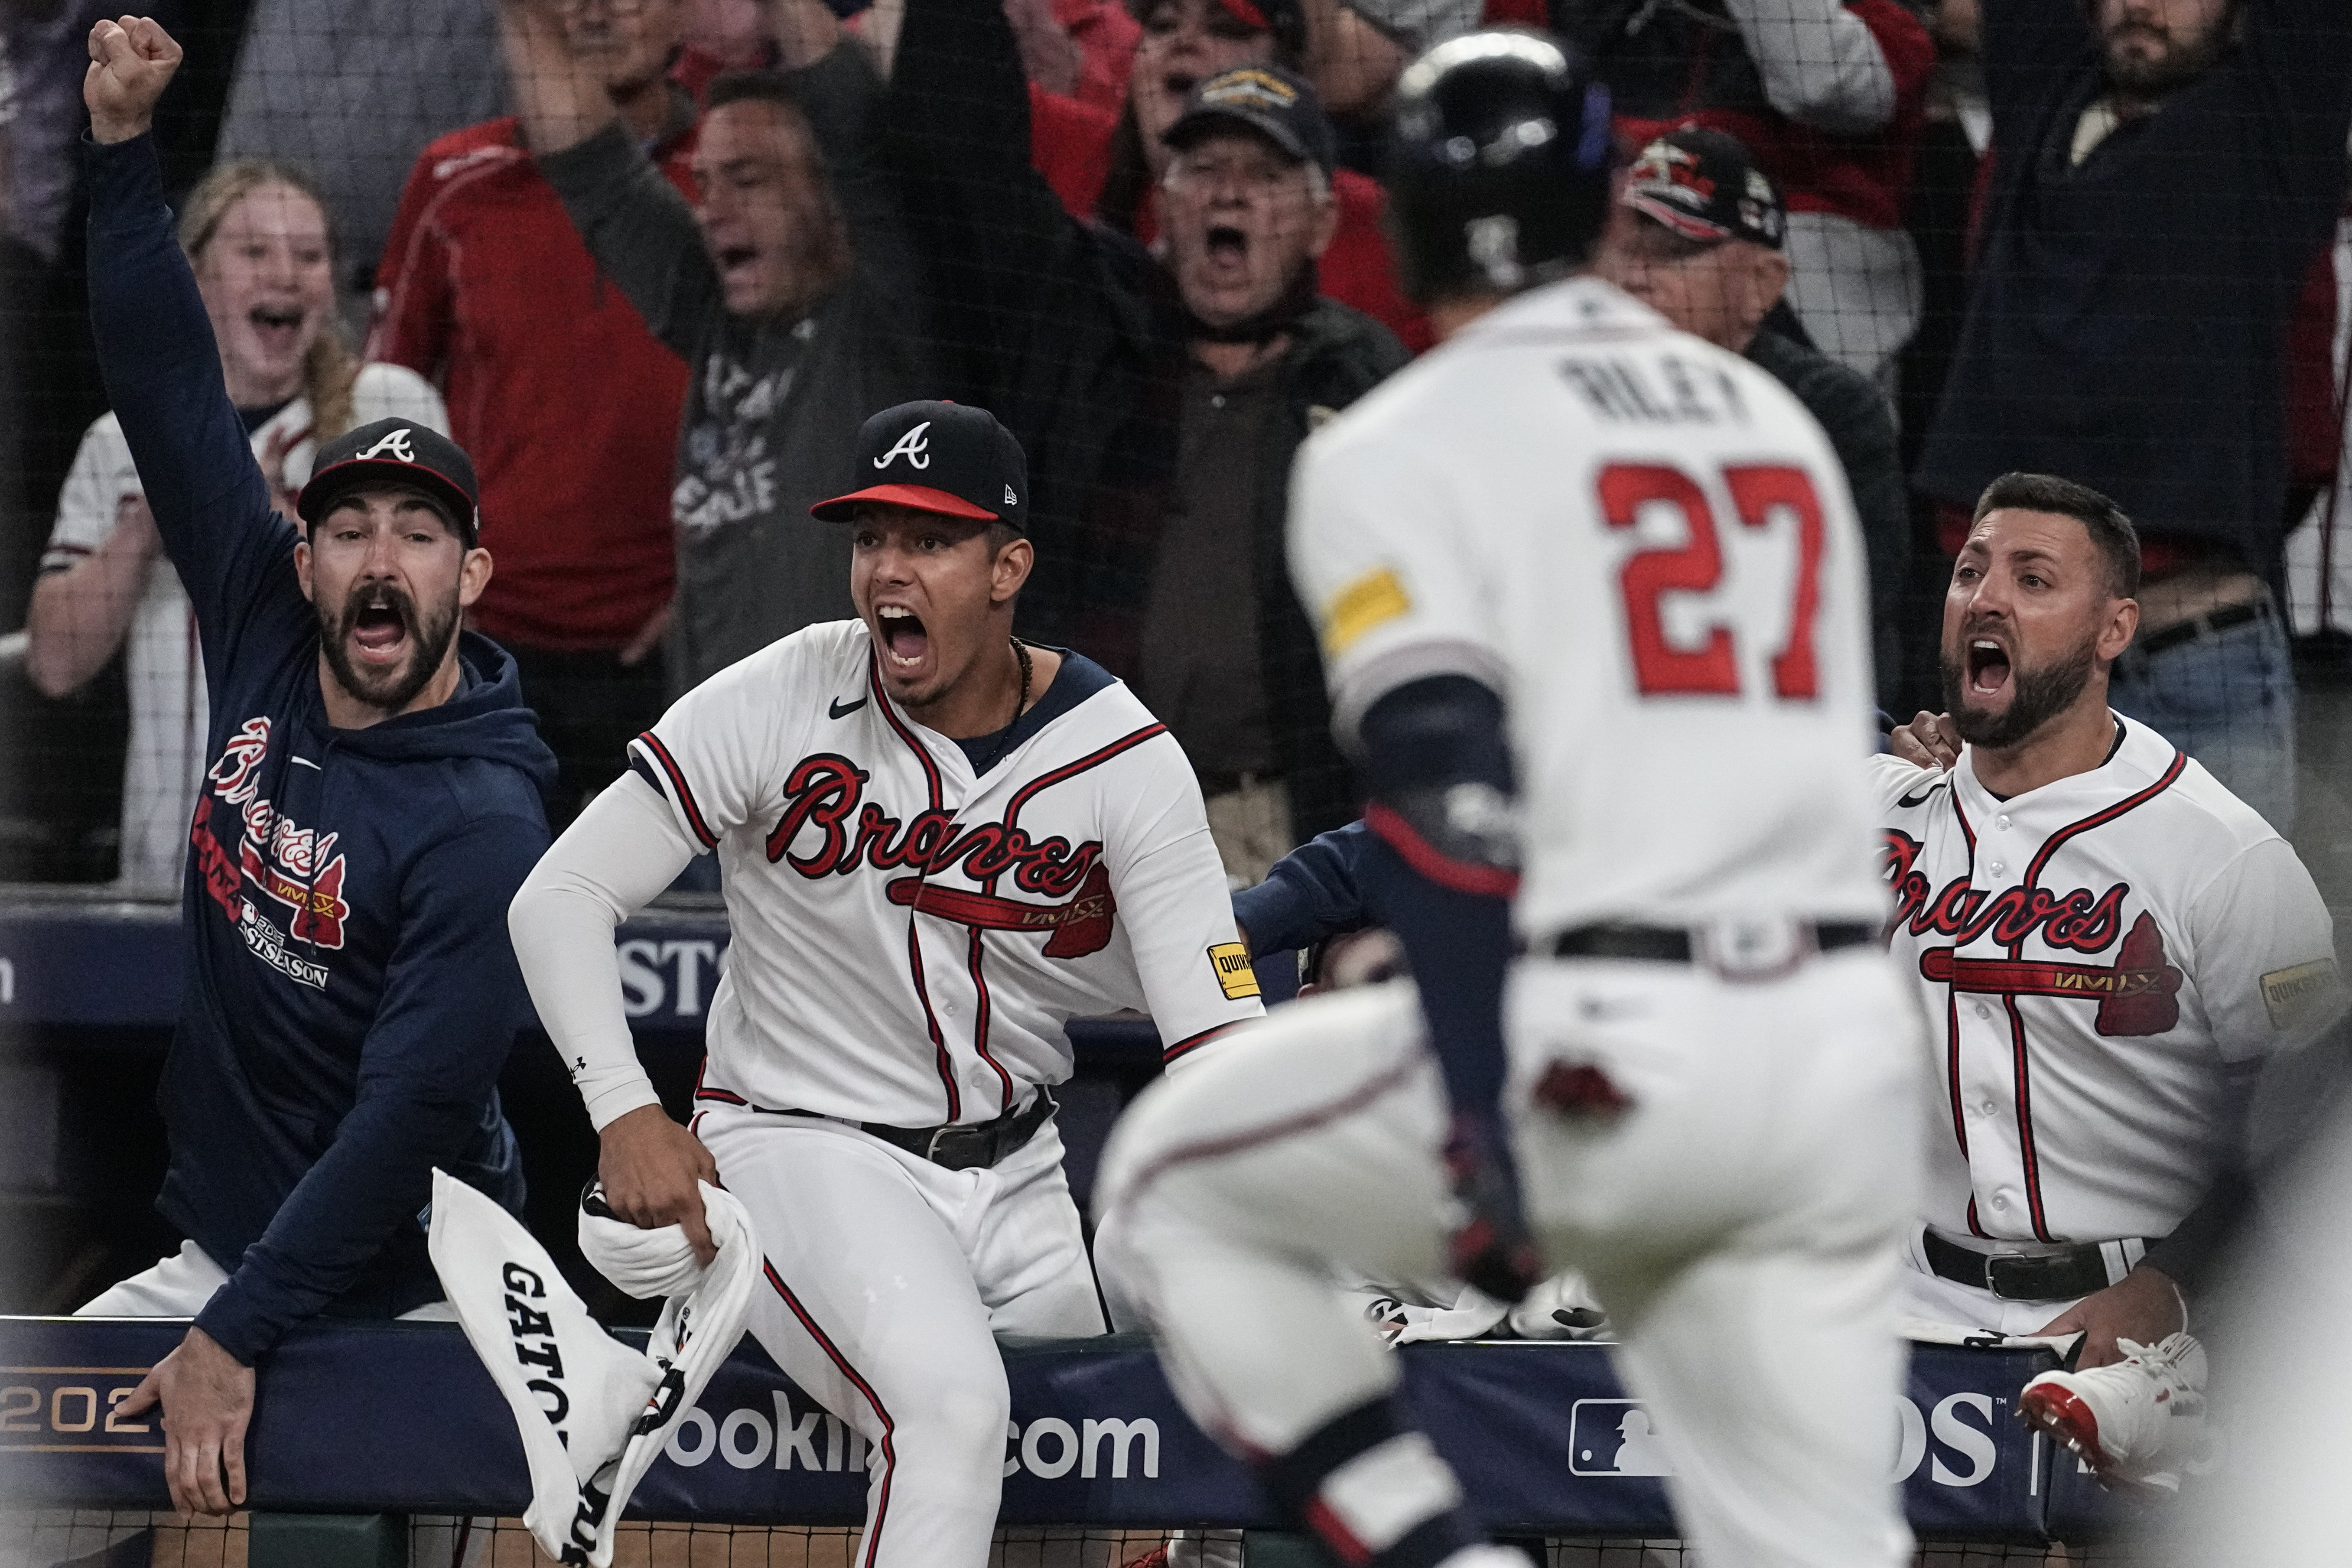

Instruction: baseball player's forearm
[1356,676,1518,1124]
[198,813,552,1361]
[1722,0,1897,135]
[510,774,700,1130]
[1234,820,1375,957]
[82,133,286,625]
[194,1088,489,1363]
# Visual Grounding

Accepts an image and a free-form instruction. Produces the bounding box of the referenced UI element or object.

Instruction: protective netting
[7,0,2350,884]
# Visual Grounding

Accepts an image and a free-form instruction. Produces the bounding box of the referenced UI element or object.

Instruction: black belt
[1545,921,1878,963]
[773,1087,1057,1172]
[2134,597,2269,658]
[1922,1227,2130,1301]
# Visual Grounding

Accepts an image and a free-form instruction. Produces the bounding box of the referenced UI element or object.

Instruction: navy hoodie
[86,133,558,1364]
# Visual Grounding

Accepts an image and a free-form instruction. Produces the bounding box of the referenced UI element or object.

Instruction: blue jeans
[2109,603,2297,833]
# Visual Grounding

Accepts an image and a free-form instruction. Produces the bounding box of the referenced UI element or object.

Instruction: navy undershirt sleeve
[1233,820,1376,956]
[1356,676,1517,1126]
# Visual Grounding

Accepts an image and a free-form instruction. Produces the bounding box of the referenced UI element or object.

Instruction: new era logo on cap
[297,416,482,542]
[811,401,1031,533]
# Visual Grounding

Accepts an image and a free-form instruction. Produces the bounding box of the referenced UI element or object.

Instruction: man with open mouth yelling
[1921,472,2144,786]
[1879,474,2339,1490]
[510,397,1263,1568]
[297,421,493,722]
[812,402,1048,732]
[76,16,556,1521]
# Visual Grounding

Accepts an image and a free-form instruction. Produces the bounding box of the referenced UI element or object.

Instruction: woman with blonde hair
[27,158,446,896]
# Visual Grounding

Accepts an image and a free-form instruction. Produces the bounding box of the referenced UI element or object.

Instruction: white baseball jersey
[628,620,1263,1128]
[40,364,446,897]
[1872,721,2340,1246]
[1288,278,1887,936]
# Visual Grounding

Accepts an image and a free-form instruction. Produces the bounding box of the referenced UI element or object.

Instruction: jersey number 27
[1601,462,1826,701]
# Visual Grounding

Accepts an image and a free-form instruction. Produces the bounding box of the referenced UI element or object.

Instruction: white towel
[428,1170,759,1566]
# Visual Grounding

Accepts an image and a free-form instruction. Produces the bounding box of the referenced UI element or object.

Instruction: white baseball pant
[76,1241,456,1322]
[1098,951,1925,1568]
[693,1102,1105,1568]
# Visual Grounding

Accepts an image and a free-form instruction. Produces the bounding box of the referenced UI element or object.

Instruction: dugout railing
[0,1315,2128,1568]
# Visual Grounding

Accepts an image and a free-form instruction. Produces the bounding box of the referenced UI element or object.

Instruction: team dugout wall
[0,1318,2126,1542]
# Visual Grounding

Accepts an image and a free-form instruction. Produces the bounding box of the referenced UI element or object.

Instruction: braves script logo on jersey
[769,754,1115,956]
[1884,831,2183,1035]
[189,717,353,987]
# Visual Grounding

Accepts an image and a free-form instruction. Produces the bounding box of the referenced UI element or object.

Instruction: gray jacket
[539,45,937,688]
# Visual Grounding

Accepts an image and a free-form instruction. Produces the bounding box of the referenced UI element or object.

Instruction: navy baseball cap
[297,417,481,543]
[1622,127,1786,250]
[810,401,1029,532]
[1165,65,1337,177]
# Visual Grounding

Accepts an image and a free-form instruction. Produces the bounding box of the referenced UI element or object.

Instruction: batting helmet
[1385,31,1615,306]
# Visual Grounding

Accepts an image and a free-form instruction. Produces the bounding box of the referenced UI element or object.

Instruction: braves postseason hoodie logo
[191,717,353,984]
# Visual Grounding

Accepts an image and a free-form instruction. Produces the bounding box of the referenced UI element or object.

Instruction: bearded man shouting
[1875,471,2340,1491]
[74,15,557,1518]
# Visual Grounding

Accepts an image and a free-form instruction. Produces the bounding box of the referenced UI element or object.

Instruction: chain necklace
[969,638,1034,776]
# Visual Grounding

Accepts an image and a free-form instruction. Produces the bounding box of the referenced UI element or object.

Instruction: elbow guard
[1357,675,1520,898]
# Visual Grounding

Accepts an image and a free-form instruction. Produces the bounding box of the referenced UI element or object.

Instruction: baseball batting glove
[1443,1112,1543,1304]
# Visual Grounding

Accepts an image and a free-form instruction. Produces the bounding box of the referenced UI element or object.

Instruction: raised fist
[85,15,184,144]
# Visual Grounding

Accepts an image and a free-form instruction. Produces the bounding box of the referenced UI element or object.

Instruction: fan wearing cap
[500,0,935,690]
[510,400,1261,1568]
[77,20,556,1518]
[1597,126,1910,702]
[891,0,1407,880]
[1087,0,1429,347]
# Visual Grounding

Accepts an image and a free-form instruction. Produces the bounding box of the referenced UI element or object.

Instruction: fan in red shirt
[368,0,695,823]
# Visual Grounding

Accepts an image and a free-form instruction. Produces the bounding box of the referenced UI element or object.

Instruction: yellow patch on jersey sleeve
[1321,566,1412,658]
[1207,942,1262,1001]
[2261,957,2341,1029]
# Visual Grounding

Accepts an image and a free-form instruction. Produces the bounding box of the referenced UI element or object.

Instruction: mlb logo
[1568,1400,1673,1477]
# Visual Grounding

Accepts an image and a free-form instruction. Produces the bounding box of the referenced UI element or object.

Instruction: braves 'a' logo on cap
[875,422,933,471]
[356,427,416,463]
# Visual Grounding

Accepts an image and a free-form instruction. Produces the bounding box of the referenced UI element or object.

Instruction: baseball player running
[507,400,1261,1568]
[1879,472,2341,1488]
[1099,32,1922,1568]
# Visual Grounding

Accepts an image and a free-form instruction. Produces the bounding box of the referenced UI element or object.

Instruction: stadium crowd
[3,0,2352,1548]
[5,0,2345,887]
